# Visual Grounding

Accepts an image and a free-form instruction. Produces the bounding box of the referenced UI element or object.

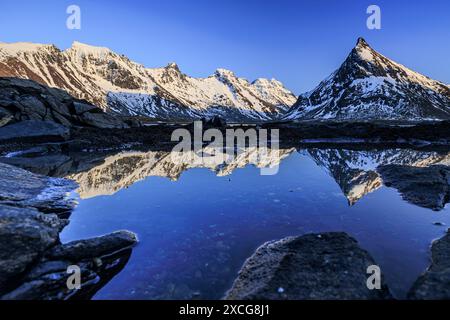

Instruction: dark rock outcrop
[0,205,65,293]
[0,162,138,300]
[225,232,392,300]
[0,77,129,140]
[408,229,450,299]
[378,165,450,211]
[2,234,136,300]
[0,120,70,141]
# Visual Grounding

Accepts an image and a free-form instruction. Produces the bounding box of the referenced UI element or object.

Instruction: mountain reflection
[1,145,449,210]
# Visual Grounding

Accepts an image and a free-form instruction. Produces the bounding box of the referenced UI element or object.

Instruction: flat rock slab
[0,120,70,141]
[378,164,450,211]
[225,232,392,300]
[0,162,77,214]
[408,229,450,299]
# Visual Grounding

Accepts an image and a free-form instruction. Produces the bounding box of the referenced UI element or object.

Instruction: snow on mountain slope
[285,38,450,121]
[0,41,297,121]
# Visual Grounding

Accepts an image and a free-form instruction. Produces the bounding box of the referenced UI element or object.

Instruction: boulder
[0,120,70,141]
[408,229,450,299]
[72,101,100,115]
[225,232,392,300]
[79,112,128,129]
[0,161,138,300]
[47,231,138,261]
[0,205,64,293]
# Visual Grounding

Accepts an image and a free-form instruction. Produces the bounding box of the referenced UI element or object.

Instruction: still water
[59,147,450,299]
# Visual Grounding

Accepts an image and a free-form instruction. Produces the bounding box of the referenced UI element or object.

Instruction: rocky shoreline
[0,162,138,300]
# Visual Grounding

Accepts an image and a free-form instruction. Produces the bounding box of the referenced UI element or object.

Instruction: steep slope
[285,38,450,121]
[0,41,297,121]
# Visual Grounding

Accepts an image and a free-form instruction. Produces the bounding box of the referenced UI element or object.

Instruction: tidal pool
[60,147,450,299]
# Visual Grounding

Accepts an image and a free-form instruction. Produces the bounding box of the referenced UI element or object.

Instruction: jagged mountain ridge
[0,41,297,121]
[285,38,450,121]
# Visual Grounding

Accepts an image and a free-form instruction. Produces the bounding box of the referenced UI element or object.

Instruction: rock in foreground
[225,232,391,300]
[0,162,138,300]
[408,229,450,300]
[2,231,137,300]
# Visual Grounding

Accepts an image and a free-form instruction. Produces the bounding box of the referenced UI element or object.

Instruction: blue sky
[0,0,449,94]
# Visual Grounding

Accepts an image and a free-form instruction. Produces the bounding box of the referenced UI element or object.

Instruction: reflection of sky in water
[61,152,450,300]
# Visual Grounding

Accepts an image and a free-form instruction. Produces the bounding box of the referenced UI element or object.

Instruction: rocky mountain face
[0,41,297,122]
[285,38,450,121]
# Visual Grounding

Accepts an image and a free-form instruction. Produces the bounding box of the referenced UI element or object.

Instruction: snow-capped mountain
[285,38,450,121]
[0,41,296,121]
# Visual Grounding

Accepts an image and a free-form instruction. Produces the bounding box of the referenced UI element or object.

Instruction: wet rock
[378,165,450,211]
[0,120,70,141]
[225,232,392,300]
[0,204,65,293]
[0,162,77,214]
[408,229,450,299]
[2,246,134,300]
[0,159,138,300]
[47,231,138,261]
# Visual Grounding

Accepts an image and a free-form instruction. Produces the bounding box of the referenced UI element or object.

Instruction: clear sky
[0,0,449,94]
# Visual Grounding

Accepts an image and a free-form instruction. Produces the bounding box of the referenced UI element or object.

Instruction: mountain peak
[353,37,375,62]
[165,62,180,72]
[356,37,369,48]
[284,37,450,121]
[69,41,112,58]
[214,68,236,79]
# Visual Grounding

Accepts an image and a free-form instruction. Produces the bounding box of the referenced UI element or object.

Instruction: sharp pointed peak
[352,37,377,61]
[356,37,369,48]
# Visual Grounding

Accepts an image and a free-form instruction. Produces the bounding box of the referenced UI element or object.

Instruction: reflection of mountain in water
[68,147,296,199]
[306,148,450,205]
[2,145,449,209]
